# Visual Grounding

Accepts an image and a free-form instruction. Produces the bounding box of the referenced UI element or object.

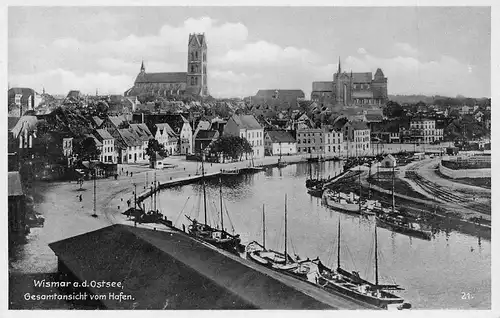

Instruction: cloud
[393,42,419,57]
[97,58,183,74]
[216,40,321,67]
[9,69,133,95]
[357,48,367,55]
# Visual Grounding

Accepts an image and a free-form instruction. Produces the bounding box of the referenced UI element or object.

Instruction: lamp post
[91,167,98,218]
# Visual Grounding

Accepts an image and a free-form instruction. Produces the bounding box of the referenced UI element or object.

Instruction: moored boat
[376,213,432,241]
[220,168,240,175]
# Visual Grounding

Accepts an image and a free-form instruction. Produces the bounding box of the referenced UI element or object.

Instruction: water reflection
[158,162,491,309]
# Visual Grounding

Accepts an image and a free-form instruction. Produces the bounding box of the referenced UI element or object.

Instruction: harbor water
[157,161,490,309]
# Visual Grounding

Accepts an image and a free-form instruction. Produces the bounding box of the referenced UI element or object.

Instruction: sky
[8,6,491,99]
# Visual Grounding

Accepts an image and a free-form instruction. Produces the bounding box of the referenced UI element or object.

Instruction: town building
[10,116,38,151]
[342,121,371,157]
[194,130,220,155]
[153,123,179,156]
[264,130,297,156]
[116,129,145,163]
[8,88,41,116]
[129,124,154,161]
[224,115,264,159]
[409,117,443,144]
[125,33,208,97]
[323,127,344,157]
[134,114,193,155]
[296,128,324,155]
[249,90,305,111]
[94,129,116,163]
[311,59,388,106]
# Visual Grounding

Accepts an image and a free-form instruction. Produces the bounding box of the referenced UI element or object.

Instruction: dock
[49,224,380,309]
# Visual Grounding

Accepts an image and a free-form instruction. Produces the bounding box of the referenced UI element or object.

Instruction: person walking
[126,171,129,176]
[79,194,83,202]
[130,172,133,177]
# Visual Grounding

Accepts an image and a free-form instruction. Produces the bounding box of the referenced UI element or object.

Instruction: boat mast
[368,164,372,199]
[358,164,362,214]
[219,177,224,232]
[375,222,379,286]
[92,167,97,217]
[337,216,341,270]
[201,148,207,225]
[262,204,266,249]
[284,194,288,265]
[391,164,395,213]
[154,171,157,212]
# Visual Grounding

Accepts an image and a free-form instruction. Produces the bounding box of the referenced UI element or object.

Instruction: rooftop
[231,115,262,130]
[48,224,346,309]
[135,72,187,84]
[266,130,296,144]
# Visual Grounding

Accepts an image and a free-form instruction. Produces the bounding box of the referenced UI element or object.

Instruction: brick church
[311,58,388,107]
[125,33,209,97]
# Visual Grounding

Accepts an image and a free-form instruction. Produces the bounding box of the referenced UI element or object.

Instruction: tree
[383,101,403,118]
[73,137,101,162]
[209,136,252,162]
[145,139,167,162]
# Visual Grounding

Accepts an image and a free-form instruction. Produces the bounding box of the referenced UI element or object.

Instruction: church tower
[186,33,208,96]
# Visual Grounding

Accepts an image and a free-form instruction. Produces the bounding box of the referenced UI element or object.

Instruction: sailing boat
[290,216,406,309]
[185,154,243,254]
[323,165,374,215]
[246,196,299,270]
[376,164,432,240]
[307,163,325,198]
[277,143,287,168]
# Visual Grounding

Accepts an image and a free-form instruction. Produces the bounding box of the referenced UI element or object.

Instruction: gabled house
[115,129,144,163]
[224,115,264,159]
[10,116,38,151]
[130,124,153,161]
[8,88,38,116]
[153,123,179,156]
[264,130,297,156]
[94,129,116,163]
[194,130,220,155]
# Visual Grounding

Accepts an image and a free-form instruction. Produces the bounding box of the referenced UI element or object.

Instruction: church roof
[351,72,373,83]
[189,33,207,48]
[312,82,332,92]
[135,72,187,84]
[374,68,385,78]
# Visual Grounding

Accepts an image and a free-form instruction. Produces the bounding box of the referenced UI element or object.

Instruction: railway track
[405,171,491,215]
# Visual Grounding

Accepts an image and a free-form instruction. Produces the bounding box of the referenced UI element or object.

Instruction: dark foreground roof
[49,224,367,309]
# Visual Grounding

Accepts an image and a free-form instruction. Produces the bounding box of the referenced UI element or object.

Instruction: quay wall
[371,142,453,155]
[439,162,491,179]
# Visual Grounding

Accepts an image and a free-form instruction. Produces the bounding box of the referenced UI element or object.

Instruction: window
[195,51,198,59]
[191,77,195,85]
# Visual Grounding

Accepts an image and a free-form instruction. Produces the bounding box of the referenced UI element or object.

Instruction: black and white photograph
[6,4,493,311]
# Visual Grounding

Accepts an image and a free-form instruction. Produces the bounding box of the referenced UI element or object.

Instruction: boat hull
[324,198,362,213]
[376,217,432,241]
